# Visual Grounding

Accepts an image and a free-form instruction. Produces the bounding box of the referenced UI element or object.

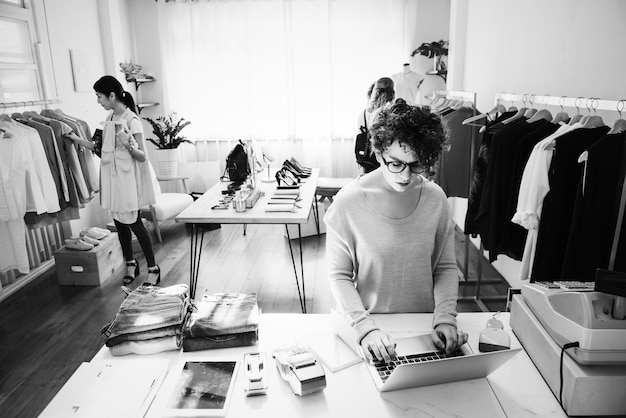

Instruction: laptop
[332,313,521,392]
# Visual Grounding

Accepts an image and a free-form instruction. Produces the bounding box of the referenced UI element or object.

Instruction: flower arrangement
[144,112,193,149]
[119,61,145,82]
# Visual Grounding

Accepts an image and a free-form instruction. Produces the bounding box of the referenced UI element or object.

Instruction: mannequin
[390,63,424,106]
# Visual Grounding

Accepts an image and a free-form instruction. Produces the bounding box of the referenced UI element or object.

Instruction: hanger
[569,97,585,125]
[523,94,537,118]
[608,100,626,134]
[527,94,553,123]
[23,110,53,123]
[551,96,570,124]
[581,98,605,128]
[501,94,530,124]
[462,102,505,126]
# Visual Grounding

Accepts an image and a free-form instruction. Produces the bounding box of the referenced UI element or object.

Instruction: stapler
[273,346,326,396]
[244,352,268,396]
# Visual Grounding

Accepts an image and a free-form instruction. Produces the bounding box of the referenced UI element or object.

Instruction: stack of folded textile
[101,284,192,356]
[182,293,260,352]
[265,185,302,212]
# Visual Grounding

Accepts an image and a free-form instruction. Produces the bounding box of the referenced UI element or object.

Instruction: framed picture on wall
[70,49,92,93]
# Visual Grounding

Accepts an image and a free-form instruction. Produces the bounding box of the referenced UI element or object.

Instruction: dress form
[391,63,424,106]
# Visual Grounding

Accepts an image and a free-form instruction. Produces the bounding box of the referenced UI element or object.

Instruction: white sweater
[324,175,459,342]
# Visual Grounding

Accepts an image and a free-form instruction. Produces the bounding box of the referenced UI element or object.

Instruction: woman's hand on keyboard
[361,330,397,364]
[432,324,468,355]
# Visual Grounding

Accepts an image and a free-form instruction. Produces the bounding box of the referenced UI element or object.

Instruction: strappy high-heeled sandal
[144,265,161,286]
[123,259,139,285]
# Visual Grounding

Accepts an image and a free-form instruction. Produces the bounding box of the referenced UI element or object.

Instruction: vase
[153,148,180,177]
[433,55,440,72]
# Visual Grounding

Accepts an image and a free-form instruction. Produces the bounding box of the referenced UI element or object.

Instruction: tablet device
[151,358,240,417]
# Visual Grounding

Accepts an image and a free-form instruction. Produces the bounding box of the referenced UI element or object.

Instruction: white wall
[451,0,626,287]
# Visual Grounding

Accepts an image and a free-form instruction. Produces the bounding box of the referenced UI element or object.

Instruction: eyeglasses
[380,155,425,174]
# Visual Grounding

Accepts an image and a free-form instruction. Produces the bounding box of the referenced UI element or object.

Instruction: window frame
[0,0,52,103]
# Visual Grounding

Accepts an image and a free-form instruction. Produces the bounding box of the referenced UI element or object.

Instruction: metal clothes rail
[0,98,62,110]
[495,93,625,113]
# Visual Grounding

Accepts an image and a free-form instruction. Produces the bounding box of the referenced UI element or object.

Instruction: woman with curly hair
[326,101,466,364]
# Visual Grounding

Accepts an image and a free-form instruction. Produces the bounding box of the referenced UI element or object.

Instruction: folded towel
[265,204,295,212]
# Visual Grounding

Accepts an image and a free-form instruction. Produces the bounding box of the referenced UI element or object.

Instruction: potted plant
[144,112,193,177]
[411,40,449,73]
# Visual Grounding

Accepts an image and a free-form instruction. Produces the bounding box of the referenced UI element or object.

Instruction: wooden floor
[0,218,509,418]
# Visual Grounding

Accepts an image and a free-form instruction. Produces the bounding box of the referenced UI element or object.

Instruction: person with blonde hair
[356,77,395,173]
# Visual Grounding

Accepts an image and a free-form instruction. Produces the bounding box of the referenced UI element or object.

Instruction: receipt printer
[273,346,326,396]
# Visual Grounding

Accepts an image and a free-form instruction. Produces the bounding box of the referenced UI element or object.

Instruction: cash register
[510,274,626,416]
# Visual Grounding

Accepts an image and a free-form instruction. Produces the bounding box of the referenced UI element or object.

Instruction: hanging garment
[476,118,540,260]
[511,122,584,281]
[48,120,80,208]
[0,119,59,214]
[438,107,482,198]
[531,126,610,281]
[0,134,33,274]
[24,119,67,210]
[561,132,626,279]
[465,111,517,236]
[497,121,560,260]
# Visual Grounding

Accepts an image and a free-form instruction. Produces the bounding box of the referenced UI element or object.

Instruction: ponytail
[121,91,138,115]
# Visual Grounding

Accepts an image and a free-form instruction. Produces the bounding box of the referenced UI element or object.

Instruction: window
[0,1,43,103]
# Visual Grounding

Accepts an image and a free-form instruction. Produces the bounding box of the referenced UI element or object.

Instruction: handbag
[92,128,103,158]
[354,110,380,173]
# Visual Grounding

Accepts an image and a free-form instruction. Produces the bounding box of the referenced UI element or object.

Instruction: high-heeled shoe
[145,265,161,286]
[281,167,301,184]
[276,169,298,186]
[283,160,310,178]
[290,157,312,173]
[123,259,139,285]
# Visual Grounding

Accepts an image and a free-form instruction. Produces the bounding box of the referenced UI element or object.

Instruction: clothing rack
[432,90,500,312]
[0,98,69,303]
[496,92,626,314]
[0,98,62,110]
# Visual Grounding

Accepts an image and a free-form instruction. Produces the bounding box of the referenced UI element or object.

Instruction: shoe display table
[176,169,320,311]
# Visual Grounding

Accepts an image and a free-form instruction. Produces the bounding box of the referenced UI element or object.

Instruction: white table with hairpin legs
[43,312,567,418]
[175,168,320,311]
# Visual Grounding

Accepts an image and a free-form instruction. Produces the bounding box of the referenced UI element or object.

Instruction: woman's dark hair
[369,100,448,179]
[93,75,137,114]
[368,77,394,111]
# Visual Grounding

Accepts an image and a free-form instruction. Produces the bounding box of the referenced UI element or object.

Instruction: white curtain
[156,0,416,176]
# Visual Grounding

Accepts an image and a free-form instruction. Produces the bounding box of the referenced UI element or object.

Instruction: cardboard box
[54,232,123,286]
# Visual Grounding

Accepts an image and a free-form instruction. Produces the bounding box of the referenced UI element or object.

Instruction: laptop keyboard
[374,350,465,382]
